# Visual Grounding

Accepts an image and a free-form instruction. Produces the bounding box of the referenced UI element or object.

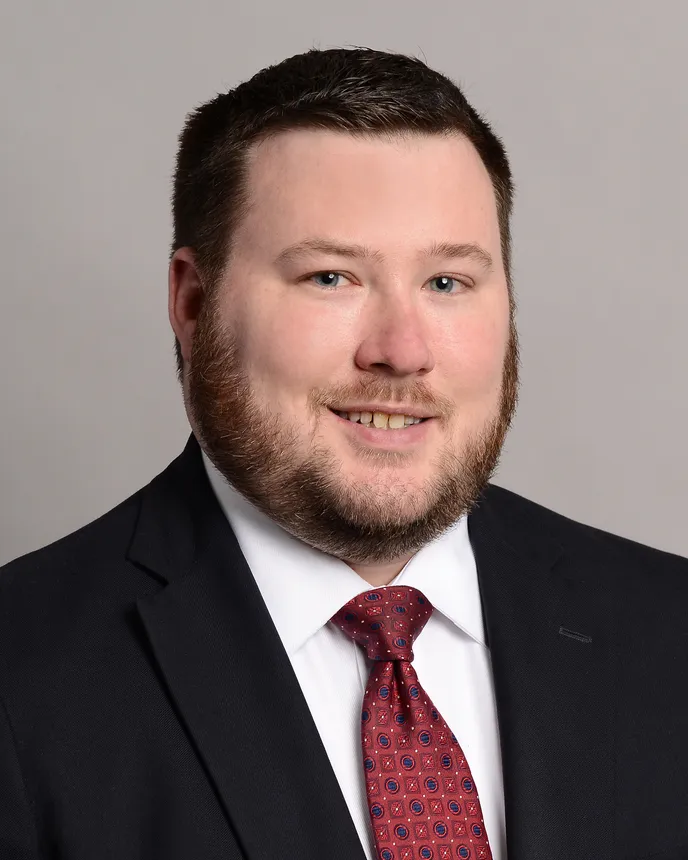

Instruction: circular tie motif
[424,776,439,792]
[332,585,493,860]
[385,778,400,794]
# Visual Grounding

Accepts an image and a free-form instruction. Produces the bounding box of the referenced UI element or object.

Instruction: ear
[169,247,204,365]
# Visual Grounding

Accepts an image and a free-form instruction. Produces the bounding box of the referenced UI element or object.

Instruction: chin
[337,474,432,513]
[339,458,431,486]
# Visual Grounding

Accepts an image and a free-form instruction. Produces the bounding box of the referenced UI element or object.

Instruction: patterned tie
[332,585,493,860]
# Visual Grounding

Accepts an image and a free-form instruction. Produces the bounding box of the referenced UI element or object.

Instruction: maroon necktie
[332,585,493,860]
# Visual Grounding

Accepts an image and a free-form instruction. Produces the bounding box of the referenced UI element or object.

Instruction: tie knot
[332,586,433,662]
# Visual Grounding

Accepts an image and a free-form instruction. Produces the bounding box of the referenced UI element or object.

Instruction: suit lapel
[131,438,366,860]
[130,438,618,860]
[469,489,618,860]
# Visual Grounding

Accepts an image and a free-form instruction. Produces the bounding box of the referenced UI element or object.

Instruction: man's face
[188,130,518,565]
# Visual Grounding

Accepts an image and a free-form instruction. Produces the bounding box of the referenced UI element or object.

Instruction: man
[1,46,686,860]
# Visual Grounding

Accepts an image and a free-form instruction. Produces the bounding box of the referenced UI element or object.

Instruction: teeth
[333,408,426,429]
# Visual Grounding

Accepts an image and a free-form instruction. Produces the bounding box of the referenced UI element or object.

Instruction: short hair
[171,47,514,379]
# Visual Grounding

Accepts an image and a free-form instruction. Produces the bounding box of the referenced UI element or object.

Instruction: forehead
[234,129,502,262]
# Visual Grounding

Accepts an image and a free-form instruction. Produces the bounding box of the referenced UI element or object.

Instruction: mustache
[312,381,454,419]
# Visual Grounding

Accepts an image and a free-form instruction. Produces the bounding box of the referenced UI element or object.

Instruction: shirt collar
[203,452,486,653]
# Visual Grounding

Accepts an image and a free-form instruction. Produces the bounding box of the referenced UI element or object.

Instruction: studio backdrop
[0,0,685,564]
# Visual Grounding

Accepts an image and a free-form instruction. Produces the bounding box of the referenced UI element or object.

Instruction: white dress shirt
[203,454,506,860]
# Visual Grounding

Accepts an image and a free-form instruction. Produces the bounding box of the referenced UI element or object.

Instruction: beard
[188,301,519,566]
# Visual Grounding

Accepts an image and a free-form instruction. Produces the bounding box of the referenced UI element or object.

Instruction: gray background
[1,0,686,566]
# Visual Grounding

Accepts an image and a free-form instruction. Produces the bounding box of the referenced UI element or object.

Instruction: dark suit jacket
[1,435,688,860]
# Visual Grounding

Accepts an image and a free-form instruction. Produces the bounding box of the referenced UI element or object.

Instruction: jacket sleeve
[0,694,40,859]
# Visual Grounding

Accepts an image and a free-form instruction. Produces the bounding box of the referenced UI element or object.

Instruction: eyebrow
[274,238,494,271]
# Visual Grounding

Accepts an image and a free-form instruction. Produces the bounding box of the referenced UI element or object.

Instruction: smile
[330,409,428,430]
[328,408,434,448]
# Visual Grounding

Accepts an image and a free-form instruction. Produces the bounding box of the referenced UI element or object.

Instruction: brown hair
[171,47,514,378]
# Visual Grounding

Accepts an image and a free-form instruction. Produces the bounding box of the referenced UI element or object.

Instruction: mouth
[328,407,432,430]
[327,407,434,448]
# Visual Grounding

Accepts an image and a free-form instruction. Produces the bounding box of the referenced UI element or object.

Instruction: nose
[354,295,435,378]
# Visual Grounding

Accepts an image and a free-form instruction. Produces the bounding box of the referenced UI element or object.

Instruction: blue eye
[428,276,464,294]
[307,272,466,292]
[310,272,345,288]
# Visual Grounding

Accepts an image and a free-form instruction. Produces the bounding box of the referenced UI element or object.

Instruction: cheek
[443,313,509,399]
[239,302,350,400]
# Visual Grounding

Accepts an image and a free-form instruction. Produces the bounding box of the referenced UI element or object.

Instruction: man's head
[169,48,519,571]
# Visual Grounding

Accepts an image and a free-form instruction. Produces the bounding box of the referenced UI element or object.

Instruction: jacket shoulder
[0,480,161,712]
[0,483,152,657]
[0,488,142,591]
[481,482,688,575]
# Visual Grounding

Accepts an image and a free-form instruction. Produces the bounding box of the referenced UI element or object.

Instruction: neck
[345,555,413,587]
